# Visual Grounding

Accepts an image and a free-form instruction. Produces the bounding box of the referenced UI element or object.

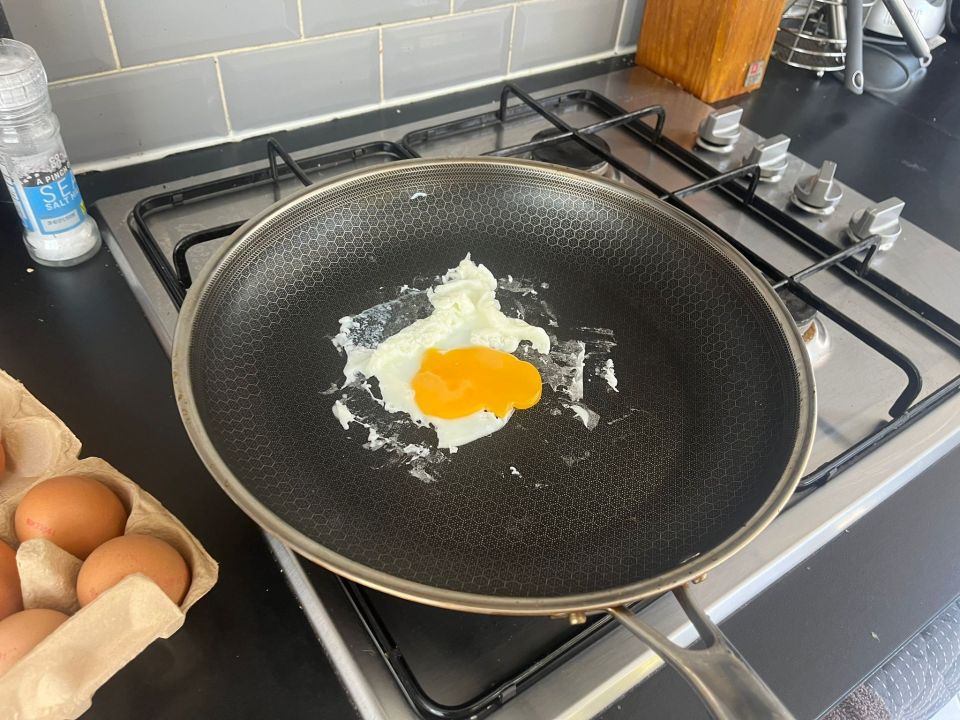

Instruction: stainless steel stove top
[92,65,960,719]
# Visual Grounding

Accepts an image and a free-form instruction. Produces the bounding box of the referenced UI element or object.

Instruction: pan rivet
[692,574,708,584]
[568,612,587,625]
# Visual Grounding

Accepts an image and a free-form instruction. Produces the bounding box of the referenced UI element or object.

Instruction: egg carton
[0,369,219,719]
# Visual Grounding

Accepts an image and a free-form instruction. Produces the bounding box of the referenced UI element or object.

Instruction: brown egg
[77,534,191,607]
[15,475,127,559]
[0,541,22,621]
[0,608,68,676]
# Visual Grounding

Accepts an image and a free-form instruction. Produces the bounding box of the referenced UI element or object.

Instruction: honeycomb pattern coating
[188,162,802,600]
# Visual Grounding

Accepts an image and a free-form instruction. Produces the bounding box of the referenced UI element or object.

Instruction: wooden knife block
[636,0,784,102]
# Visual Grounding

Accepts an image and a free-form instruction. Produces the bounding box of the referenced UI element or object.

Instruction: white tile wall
[4,0,117,82]
[302,0,449,36]
[5,0,645,168]
[219,33,381,132]
[103,0,301,65]
[510,0,622,72]
[50,60,228,165]
[382,9,513,98]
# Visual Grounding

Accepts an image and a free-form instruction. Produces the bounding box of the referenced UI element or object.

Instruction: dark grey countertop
[600,440,960,720]
[0,45,958,718]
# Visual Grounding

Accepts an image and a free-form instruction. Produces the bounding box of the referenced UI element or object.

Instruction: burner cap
[530,128,610,174]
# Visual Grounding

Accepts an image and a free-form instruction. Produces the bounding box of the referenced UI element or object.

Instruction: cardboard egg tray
[0,369,218,719]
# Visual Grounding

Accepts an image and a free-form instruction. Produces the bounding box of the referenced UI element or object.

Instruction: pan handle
[609,586,794,720]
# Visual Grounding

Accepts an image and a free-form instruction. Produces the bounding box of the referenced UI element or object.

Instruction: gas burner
[778,288,830,364]
[530,128,618,178]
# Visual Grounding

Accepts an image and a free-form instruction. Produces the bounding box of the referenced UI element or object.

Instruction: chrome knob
[696,107,743,154]
[791,161,843,215]
[746,135,791,183]
[848,197,905,250]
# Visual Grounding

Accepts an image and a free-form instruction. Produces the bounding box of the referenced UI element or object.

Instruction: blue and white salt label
[19,156,85,235]
[0,151,87,236]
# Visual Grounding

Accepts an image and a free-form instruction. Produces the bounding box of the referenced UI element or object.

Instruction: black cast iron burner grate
[128,83,960,720]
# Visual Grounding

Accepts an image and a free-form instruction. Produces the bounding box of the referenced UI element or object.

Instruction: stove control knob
[848,197,905,250]
[696,106,743,153]
[791,161,843,214]
[746,135,791,183]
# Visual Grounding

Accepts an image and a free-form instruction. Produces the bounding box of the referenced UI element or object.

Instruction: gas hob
[92,64,960,719]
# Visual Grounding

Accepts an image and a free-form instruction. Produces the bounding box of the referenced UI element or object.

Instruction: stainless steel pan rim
[172,156,816,617]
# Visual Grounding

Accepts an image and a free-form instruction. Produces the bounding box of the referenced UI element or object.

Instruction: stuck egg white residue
[408,465,437,483]
[328,262,619,482]
[410,192,428,200]
[364,427,385,450]
[561,450,592,467]
[340,255,551,449]
[566,343,586,401]
[598,359,619,392]
[403,444,431,459]
[606,408,642,426]
[516,338,586,403]
[331,289,433,385]
[332,391,441,482]
[578,326,615,337]
[332,400,355,430]
[359,380,386,409]
[332,316,373,385]
[564,403,600,430]
[500,275,539,297]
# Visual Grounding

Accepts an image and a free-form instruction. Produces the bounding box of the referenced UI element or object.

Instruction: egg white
[339,255,550,449]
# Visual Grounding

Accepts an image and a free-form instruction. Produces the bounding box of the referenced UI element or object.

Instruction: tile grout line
[98,0,122,69]
[614,0,629,50]
[297,0,306,38]
[72,47,631,174]
[47,31,363,87]
[378,28,385,103]
[48,3,543,87]
[213,57,234,135]
[506,4,518,73]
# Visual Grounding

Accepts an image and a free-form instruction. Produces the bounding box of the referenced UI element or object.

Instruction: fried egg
[338,255,550,448]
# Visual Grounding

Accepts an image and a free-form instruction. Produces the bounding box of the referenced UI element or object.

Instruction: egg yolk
[412,347,543,419]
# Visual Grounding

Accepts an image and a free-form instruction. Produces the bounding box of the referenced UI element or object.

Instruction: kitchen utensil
[774,0,932,92]
[847,0,866,93]
[866,0,947,38]
[879,0,934,63]
[774,0,875,75]
[172,158,815,719]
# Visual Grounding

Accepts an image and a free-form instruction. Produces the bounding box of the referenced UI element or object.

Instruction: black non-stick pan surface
[173,159,814,614]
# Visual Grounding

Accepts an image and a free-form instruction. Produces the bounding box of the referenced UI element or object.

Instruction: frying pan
[172,158,815,719]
